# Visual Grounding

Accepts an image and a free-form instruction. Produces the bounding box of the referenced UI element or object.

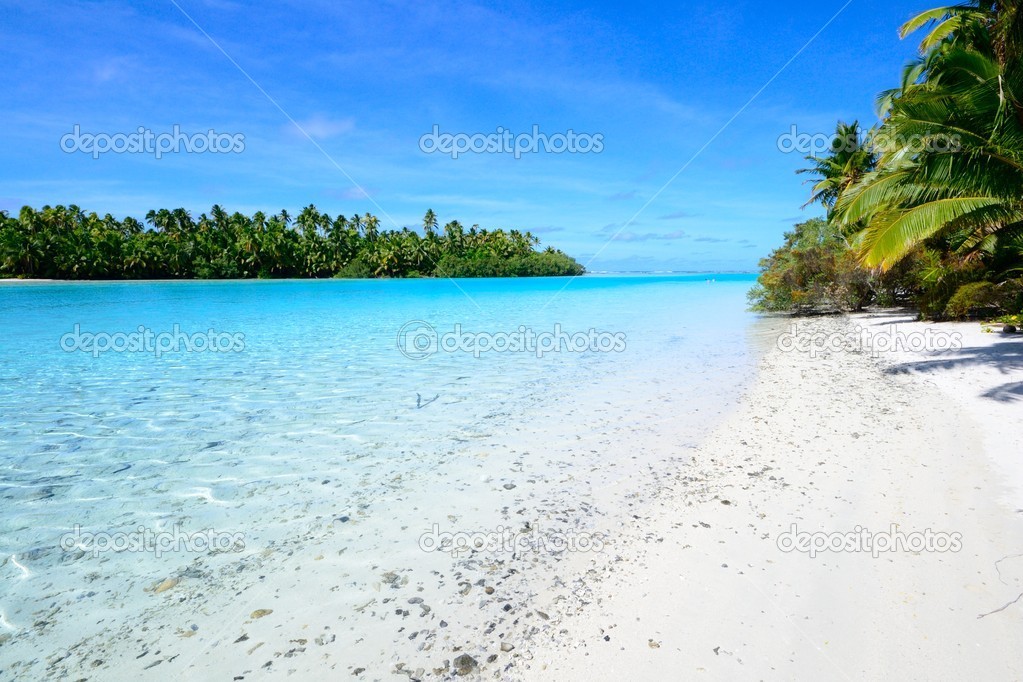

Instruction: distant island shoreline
[0,204,585,280]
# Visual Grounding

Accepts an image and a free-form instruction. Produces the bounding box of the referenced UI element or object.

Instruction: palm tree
[835,1,1023,271]
[423,209,438,237]
[797,121,876,220]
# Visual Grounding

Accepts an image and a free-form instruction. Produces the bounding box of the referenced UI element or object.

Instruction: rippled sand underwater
[0,275,758,677]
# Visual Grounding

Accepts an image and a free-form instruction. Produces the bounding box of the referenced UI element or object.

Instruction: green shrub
[749,218,870,313]
[433,251,584,278]
[944,279,1023,319]
[334,254,373,278]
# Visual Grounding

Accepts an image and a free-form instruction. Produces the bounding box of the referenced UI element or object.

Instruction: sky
[0,0,927,272]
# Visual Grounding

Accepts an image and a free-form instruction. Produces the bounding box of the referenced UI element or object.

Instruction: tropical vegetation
[751,1,1023,319]
[0,204,584,279]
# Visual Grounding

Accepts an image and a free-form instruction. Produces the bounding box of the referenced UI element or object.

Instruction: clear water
[0,274,759,666]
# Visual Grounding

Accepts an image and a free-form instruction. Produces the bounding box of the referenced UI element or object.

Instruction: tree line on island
[751,1,1023,321]
[0,205,584,279]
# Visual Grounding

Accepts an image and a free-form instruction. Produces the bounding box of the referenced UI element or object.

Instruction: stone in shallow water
[453,653,478,675]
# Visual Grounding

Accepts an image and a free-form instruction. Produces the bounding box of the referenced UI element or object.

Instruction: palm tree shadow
[883,338,1023,402]
[981,381,1023,403]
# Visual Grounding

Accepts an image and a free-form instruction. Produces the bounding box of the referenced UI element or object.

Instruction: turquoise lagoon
[0,274,762,667]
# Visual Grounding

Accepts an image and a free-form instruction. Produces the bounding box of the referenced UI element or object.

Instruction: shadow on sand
[883,335,1023,403]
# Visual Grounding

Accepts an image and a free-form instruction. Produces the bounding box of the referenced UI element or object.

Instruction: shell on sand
[151,577,180,594]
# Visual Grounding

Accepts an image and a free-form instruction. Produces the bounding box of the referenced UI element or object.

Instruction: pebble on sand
[453,653,479,675]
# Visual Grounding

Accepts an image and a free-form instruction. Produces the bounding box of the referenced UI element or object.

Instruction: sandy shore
[526,312,1023,680]
[3,311,1020,680]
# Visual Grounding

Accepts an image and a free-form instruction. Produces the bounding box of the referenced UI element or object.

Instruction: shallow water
[0,274,759,670]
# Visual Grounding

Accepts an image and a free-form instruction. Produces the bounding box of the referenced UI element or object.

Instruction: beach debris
[250,609,273,619]
[977,592,1023,619]
[354,599,376,612]
[149,577,180,594]
[500,642,514,652]
[452,653,478,675]
[416,393,439,409]
[649,639,660,648]
[503,483,517,490]
[381,571,405,588]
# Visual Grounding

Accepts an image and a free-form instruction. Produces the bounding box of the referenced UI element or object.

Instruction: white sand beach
[526,312,1023,681]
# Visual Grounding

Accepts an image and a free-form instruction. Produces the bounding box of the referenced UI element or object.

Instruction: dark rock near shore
[453,653,478,675]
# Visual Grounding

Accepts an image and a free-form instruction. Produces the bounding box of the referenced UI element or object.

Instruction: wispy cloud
[288,115,355,140]
[607,229,687,242]
[92,56,139,84]
[326,186,378,200]
[657,210,697,220]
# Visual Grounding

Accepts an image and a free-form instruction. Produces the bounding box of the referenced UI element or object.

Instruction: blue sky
[0,0,925,271]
